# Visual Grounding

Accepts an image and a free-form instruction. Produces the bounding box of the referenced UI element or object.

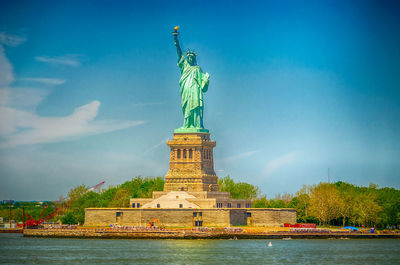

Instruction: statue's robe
[178,55,209,128]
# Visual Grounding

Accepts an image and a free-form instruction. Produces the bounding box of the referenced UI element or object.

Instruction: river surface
[0,234,399,264]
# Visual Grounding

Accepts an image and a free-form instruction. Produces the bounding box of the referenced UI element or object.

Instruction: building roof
[141,191,200,209]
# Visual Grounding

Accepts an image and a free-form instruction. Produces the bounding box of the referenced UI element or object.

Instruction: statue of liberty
[172,27,210,133]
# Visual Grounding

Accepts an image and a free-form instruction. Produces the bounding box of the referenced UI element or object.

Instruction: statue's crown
[185,49,198,56]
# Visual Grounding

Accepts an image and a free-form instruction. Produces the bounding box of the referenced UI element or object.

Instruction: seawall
[23,229,400,239]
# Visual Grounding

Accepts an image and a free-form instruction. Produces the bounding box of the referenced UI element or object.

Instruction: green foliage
[3,176,398,229]
[58,176,165,224]
[309,183,341,225]
[124,176,165,198]
[252,196,268,208]
[97,187,118,207]
[221,177,399,228]
[290,181,400,227]
[375,187,400,226]
[218,176,259,199]
[288,193,311,223]
[0,201,58,223]
[335,181,399,227]
[67,185,89,202]
[353,192,382,226]
[70,191,101,223]
[267,199,286,208]
[61,212,78,225]
[108,189,131,208]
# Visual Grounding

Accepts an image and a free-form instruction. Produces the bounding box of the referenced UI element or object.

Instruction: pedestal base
[164,132,218,192]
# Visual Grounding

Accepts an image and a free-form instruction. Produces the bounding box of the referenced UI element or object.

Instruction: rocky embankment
[23,229,400,239]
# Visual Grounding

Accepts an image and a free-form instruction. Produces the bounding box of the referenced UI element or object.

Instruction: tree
[70,191,101,223]
[334,183,358,227]
[218,176,259,199]
[376,187,400,227]
[61,212,78,225]
[337,191,355,227]
[354,192,382,227]
[218,176,235,193]
[268,199,286,208]
[253,196,268,208]
[309,183,341,225]
[98,187,118,207]
[288,194,311,223]
[109,189,131,208]
[288,185,312,223]
[67,185,88,203]
[275,192,294,205]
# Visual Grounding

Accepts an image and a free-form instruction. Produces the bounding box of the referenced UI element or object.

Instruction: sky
[0,0,399,201]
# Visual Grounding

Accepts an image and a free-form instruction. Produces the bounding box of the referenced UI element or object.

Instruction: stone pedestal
[164,133,219,192]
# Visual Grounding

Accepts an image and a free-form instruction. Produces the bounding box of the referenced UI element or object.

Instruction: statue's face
[186,54,197,65]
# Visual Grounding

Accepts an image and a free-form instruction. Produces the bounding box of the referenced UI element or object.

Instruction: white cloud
[224,150,260,162]
[0,40,144,148]
[0,32,26,46]
[22,78,66,85]
[0,45,51,109]
[262,151,299,177]
[0,101,145,148]
[35,55,83,66]
[0,46,14,85]
[0,89,9,105]
[8,87,50,108]
[0,45,14,105]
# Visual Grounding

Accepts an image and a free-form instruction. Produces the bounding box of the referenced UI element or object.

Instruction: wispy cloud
[0,45,14,105]
[0,40,144,148]
[262,151,299,177]
[0,46,14,84]
[22,78,66,86]
[0,101,145,148]
[0,89,9,106]
[143,137,168,154]
[224,150,260,162]
[35,55,83,67]
[7,87,50,109]
[0,45,54,109]
[0,32,26,46]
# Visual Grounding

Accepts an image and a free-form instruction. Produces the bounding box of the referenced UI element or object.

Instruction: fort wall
[85,208,296,227]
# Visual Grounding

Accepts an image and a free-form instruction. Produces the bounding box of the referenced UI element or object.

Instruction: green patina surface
[174,127,209,133]
[173,29,210,133]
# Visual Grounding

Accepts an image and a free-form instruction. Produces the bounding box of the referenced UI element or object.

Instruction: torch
[172,26,180,37]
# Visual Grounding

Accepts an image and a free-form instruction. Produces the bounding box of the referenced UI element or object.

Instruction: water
[1,234,399,264]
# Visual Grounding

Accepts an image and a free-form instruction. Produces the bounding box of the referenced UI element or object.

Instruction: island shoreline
[23,229,400,239]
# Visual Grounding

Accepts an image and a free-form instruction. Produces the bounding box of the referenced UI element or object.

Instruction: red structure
[284,223,316,228]
[24,205,59,228]
[88,181,105,192]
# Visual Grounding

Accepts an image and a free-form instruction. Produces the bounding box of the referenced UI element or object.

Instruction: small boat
[268,241,272,247]
[282,237,292,240]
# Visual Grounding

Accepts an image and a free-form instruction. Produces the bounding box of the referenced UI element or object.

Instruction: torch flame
[174,26,180,32]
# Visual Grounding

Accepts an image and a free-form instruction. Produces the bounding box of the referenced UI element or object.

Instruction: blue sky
[0,0,399,200]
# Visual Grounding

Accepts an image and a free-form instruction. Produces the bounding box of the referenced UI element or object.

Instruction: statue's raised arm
[172,27,182,59]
